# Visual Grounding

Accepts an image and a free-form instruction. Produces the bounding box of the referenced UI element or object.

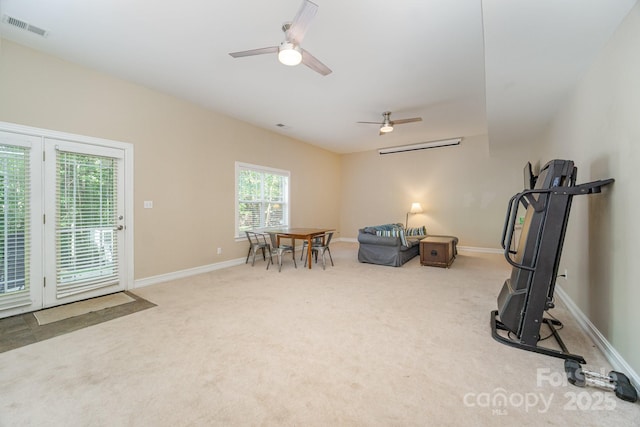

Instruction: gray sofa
[357,224,424,267]
[357,224,459,267]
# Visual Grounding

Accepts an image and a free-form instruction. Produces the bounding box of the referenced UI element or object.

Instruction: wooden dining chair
[305,232,334,270]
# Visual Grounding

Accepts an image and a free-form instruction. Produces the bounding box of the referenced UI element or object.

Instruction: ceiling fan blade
[301,49,332,76]
[229,46,278,58]
[357,121,383,125]
[392,117,423,125]
[287,0,319,44]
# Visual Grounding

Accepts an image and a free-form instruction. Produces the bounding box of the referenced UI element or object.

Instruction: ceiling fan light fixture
[278,42,302,66]
[380,124,394,133]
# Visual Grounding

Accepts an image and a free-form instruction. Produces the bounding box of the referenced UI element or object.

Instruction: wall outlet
[217,247,222,255]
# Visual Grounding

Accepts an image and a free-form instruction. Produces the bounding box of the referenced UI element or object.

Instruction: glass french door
[0,131,43,314]
[0,126,130,318]
[43,139,126,307]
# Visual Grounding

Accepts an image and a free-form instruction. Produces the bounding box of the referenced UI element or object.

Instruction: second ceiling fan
[228,0,332,76]
[358,111,423,135]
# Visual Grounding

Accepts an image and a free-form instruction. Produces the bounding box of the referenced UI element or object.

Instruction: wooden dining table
[268,228,334,270]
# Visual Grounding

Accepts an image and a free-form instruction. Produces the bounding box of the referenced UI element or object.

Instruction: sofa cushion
[406,226,427,236]
[375,227,408,247]
[363,223,402,234]
[358,232,401,247]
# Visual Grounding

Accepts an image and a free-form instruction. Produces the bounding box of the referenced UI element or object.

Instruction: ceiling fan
[228,0,332,76]
[358,111,423,135]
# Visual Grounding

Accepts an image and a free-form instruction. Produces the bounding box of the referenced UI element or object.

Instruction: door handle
[115,225,124,231]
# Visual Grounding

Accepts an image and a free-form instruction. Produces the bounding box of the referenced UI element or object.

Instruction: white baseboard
[338,237,503,254]
[134,257,246,289]
[457,246,502,254]
[133,242,503,289]
[555,284,640,390]
[337,237,358,243]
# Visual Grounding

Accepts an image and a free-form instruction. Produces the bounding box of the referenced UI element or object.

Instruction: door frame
[0,121,134,318]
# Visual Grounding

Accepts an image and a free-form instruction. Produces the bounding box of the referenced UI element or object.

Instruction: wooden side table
[420,236,456,268]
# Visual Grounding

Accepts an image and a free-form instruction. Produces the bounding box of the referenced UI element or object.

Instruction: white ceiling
[483,0,637,148]
[0,0,636,154]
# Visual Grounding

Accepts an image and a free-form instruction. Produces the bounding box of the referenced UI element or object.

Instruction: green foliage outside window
[56,152,118,285]
[238,166,288,232]
[0,145,29,294]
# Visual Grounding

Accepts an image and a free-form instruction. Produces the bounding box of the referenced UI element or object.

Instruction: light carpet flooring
[0,291,155,354]
[0,242,638,426]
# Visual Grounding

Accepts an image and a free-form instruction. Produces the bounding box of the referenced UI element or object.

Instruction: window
[236,162,289,237]
[0,144,30,298]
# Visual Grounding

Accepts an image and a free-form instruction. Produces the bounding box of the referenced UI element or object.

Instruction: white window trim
[235,161,290,239]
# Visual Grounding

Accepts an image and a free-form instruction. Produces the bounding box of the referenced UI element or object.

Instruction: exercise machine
[490,160,639,402]
[491,159,613,362]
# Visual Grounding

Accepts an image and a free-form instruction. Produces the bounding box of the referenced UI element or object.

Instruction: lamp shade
[410,202,423,214]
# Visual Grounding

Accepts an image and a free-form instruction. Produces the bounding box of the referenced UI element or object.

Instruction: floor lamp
[405,202,423,229]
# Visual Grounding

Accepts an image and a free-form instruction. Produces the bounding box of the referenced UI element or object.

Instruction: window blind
[0,144,31,308]
[56,150,119,297]
[237,163,289,235]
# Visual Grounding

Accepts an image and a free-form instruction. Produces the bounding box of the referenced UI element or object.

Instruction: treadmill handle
[501,188,553,272]
[500,193,519,252]
[501,180,613,271]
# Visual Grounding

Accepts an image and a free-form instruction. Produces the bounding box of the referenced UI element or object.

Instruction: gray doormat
[0,291,155,353]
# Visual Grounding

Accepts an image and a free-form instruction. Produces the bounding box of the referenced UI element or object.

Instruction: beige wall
[539,3,640,377]
[339,134,534,248]
[0,40,341,280]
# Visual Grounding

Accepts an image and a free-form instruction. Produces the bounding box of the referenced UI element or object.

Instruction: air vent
[27,24,48,37]
[2,15,49,37]
[4,15,27,30]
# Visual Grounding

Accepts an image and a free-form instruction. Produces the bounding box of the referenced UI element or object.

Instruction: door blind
[0,144,31,309]
[56,150,119,297]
